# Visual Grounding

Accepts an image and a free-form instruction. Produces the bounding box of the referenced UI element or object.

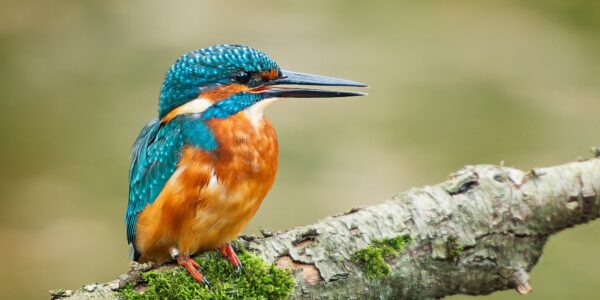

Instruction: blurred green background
[1,1,599,299]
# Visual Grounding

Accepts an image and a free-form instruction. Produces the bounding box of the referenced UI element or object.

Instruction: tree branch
[52,151,600,299]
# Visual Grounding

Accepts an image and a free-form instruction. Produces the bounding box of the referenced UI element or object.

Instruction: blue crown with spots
[158,44,281,119]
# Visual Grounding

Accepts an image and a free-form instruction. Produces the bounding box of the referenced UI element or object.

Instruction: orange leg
[189,258,201,270]
[176,254,210,286]
[219,243,243,272]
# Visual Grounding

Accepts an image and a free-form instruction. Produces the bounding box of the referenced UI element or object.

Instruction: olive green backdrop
[1,1,599,299]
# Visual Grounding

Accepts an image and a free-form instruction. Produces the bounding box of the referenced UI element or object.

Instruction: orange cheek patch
[201,84,250,102]
[261,69,280,81]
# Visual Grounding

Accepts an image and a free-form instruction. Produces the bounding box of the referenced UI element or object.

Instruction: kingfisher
[125,44,366,285]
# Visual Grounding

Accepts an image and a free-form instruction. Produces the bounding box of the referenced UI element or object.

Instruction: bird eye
[235,71,252,84]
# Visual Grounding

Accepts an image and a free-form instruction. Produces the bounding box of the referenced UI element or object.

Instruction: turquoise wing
[125,119,184,245]
[125,116,218,247]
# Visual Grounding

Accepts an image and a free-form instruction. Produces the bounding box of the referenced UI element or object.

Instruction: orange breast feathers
[135,113,278,263]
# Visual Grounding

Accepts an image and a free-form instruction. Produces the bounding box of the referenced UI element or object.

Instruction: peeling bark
[54,154,600,299]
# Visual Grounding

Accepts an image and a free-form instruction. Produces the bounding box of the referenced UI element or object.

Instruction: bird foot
[176,255,210,286]
[219,243,243,273]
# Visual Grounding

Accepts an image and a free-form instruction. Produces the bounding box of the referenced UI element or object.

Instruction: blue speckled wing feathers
[126,119,184,244]
[125,116,218,246]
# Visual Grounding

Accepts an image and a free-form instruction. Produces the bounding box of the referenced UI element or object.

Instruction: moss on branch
[352,235,411,279]
[120,251,294,300]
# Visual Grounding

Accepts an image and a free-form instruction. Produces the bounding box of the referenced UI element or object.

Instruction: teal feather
[125,116,217,247]
[158,44,280,119]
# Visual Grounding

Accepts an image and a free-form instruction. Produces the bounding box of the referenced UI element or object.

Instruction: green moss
[446,236,464,263]
[352,235,411,279]
[119,250,294,300]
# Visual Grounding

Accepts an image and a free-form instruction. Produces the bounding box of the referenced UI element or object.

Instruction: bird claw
[177,255,209,287]
[201,277,211,288]
[189,258,205,272]
[219,243,243,273]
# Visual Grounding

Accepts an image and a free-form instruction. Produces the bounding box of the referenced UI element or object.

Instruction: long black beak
[259,70,367,98]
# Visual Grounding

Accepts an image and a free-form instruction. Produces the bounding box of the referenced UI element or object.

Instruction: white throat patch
[244,98,280,128]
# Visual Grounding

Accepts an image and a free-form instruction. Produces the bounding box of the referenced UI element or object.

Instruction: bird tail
[128,243,142,261]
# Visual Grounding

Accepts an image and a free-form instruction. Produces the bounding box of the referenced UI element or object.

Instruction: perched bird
[125,44,366,284]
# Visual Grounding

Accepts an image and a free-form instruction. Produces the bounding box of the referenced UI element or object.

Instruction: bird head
[158,44,366,121]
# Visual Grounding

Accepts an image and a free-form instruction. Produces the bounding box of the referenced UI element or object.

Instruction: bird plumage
[157,45,280,119]
[124,44,366,284]
[126,115,218,260]
[132,111,277,263]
